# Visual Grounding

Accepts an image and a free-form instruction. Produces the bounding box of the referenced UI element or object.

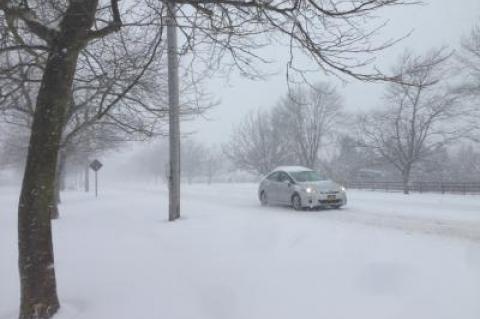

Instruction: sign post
[89,159,103,198]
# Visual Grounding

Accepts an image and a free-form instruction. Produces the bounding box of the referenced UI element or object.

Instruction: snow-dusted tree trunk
[18,43,80,319]
[51,149,66,219]
[8,1,123,317]
[401,167,411,195]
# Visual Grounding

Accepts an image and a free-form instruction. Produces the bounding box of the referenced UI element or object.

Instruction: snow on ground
[1,183,480,319]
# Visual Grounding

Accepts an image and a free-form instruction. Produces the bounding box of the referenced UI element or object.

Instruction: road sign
[89,159,103,172]
[89,159,103,197]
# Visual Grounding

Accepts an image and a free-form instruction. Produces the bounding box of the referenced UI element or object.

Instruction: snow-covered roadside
[1,184,480,319]
[172,183,480,241]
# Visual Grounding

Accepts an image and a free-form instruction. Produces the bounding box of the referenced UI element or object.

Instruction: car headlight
[304,187,315,194]
[340,186,346,192]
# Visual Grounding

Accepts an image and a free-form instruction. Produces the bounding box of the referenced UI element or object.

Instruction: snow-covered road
[1,183,480,319]
[179,183,480,241]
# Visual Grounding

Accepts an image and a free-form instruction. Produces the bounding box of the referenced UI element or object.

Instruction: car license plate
[327,195,336,200]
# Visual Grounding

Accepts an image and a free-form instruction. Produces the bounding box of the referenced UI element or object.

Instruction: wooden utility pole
[167,0,180,221]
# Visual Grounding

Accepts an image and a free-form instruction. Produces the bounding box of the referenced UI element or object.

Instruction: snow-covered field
[1,183,480,319]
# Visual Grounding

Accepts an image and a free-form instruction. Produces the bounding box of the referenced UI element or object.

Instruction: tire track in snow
[321,208,480,242]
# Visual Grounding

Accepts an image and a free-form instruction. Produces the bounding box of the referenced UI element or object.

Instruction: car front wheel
[260,191,268,206]
[292,194,302,210]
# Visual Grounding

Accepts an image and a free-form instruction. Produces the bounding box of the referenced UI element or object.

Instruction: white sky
[184,0,480,146]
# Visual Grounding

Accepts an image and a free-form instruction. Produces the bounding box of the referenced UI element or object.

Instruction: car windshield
[289,171,326,182]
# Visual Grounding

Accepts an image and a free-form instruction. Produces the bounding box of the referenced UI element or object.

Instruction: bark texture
[402,168,411,195]
[18,45,78,319]
[51,149,66,220]
[18,1,100,318]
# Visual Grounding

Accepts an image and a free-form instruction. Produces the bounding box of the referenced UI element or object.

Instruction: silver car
[258,166,347,210]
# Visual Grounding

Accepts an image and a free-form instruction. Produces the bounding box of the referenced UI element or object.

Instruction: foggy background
[1,0,479,187]
[188,0,480,144]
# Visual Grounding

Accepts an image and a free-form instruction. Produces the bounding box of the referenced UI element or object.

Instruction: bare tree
[128,139,224,184]
[325,135,377,183]
[181,138,207,183]
[224,108,294,176]
[451,144,480,182]
[458,22,480,98]
[0,43,210,217]
[457,21,480,139]
[153,0,416,82]
[0,23,171,218]
[357,49,469,194]
[0,124,29,169]
[124,139,171,184]
[0,1,166,317]
[413,146,452,182]
[275,82,343,169]
[204,145,224,184]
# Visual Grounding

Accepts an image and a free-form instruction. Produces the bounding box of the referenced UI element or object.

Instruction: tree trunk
[307,154,317,170]
[51,150,66,220]
[401,169,410,195]
[18,1,99,317]
[59,153,67,192]
[51,171,61,220]
[18,53,79,319]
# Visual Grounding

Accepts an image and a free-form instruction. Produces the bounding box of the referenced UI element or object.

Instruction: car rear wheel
[260,191,268,206]
[292,194,302,210]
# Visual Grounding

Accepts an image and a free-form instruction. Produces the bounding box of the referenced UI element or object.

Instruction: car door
[264,172,281,203]
[277,172,293,204]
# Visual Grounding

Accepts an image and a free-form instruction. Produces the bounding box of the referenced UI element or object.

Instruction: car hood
[298,180,340,191]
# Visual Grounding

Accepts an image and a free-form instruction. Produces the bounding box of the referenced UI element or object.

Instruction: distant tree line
[224,27,480,194]
[224,82,343,175]
[123,138,248,185]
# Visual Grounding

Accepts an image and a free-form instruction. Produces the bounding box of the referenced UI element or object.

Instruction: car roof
[272,166,313,173]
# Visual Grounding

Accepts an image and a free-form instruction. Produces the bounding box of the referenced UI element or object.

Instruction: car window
[278,172,291,183]
[290,171,326,182]
[266,172,280,181]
